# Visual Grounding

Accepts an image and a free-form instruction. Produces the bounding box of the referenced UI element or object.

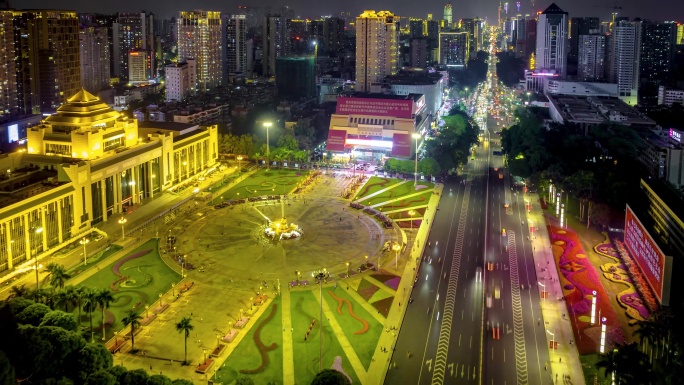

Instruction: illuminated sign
[325,129,347,152]
[391,133,412,157]
[336,97,414,119]
[624,205,666,302]
[8,124,19,143]
[669,128,681,143]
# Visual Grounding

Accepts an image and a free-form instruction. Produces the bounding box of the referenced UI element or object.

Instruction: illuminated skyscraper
[178,10,223,91]
[80,26,111,94]
[443,3,453,29]
[0,10,18,118]
[609,20,641,105]
[355,10,399,93]
[438,32,469,66]
[115,12,155,82]
[224,14,247,77]
[577,34,606,81]
[535,3,568,78]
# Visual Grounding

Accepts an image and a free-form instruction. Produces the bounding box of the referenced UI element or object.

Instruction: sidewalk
[526,195,586,385]
[365,183,443,385]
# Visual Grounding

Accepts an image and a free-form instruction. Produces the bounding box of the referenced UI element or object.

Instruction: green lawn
[290,291,360,385]
[65,244,123,277]
[354,177,403,201]
[77,239,179,339]
[322,287,383,369]
[362,182,434,207]
[376,191,433,211]
[214,169,310,201]
[214,297,284,385]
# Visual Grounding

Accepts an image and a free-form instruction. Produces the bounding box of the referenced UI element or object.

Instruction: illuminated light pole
[32,227,44,289]
[263,122,273,169]
[412,133,421,185]
[408,210,416,241]
[313,268,330,372]
[560,204,565,228]
[538,281,546,305]
[118,217,127,240]
[237,155,243,174]
[555,193,561,217]
[591,290,597,325]
[599,317,607,353]
[392,243,401,270]
[547,329,555,350]
[80,237,90,265]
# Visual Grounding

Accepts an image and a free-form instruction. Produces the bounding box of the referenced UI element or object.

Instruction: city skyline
[15,0,684,23]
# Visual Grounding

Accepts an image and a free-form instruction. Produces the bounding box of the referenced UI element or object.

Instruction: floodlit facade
[128,51,149,83]
[355,10,399,93]
[178,10,223,91]
[609,20,641,105]
[535,3,568,78]
[115,12,155,82]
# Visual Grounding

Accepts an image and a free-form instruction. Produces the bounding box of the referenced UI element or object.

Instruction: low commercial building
[547,80,617,97]
[657,86,684,107]
[0,89,218,274]
[547,95,656,134]
[326,93,429,160]
[384,68,445,116]
[638,127,684,189]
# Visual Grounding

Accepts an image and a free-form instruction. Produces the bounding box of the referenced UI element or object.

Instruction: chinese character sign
[326,129,347,152]
[336,97,414,119]
[624,206,666,302]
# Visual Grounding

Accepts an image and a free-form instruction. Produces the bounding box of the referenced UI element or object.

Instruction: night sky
[16,0,684,24]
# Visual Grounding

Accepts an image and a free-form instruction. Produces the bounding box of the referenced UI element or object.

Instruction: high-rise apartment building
[80,26,111,94]
[410,18,424,39]
[0,10,18,119]
[639,21,677,104]
[128,51,149,82]
[14,10,81,114]
[285,19,310,55]
[569,17,600,58]
[224,14,247,78]
[165,61,192,102]
[443,3,453,29]
[410,38,429,68]
[114,12,155,82]
[577,34,606,81]
[535,3,568,78]
[609,20,641,105]
[263,14,285,77]
[177,10,223,91]
[438,32,470,66]
[355,10,399,93]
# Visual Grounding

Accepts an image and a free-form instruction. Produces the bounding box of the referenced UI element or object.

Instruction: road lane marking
[508,232,529,385]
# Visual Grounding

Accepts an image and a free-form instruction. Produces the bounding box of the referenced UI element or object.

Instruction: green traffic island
[195,358,215,374]
[140,313,157,326]
[154,302,169,314]
[210,344,227,357]
[222,329,238,342]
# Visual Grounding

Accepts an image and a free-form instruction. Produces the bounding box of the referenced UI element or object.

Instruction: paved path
[281,289,295,384]
[526,196,586,385]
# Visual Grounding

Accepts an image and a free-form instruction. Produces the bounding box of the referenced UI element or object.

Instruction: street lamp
[237,155,243,174]
[538,281,546,305]
[80,237,90,265]
[118,217,127,240]
[547,329,555,348]
[412,133,421,186]
[32,227,44,289]
[408,210,416,239]
[263,122,273,169]
[312,268,330,372]
[392,243,401,269]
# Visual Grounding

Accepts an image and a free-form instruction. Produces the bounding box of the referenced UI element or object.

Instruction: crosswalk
[507,232,529,385]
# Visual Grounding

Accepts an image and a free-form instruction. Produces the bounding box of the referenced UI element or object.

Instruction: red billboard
[336,97,414,119]
[326,129,347,152]
[624,205,666,302]
[391,133,412,157]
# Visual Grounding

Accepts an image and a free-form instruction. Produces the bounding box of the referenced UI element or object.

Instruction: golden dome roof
[45,89,121,126]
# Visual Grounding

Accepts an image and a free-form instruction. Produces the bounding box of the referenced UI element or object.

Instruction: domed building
[0,89,218,274]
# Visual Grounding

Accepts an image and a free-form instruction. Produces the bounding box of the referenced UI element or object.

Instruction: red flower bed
[612,240,659,314]
[548,225,625,354]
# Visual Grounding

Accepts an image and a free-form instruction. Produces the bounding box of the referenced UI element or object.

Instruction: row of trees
[383,157,441,176]
[423,106,480,171]
[500,108,646,227]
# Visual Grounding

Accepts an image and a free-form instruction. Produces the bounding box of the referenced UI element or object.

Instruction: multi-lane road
[386,44,552,385]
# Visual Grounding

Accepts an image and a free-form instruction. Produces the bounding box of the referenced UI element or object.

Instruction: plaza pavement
[525,196,586,385]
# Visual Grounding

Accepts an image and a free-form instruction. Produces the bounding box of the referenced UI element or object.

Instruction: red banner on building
[624,205,666,302]
[336,97,414,119]
[391,133,412,157]
[326,129,347,152]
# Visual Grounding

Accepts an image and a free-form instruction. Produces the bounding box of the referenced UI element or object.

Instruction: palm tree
[175,316,194,364]
[597,343,651,384]
[54,289,69,312]
[74,286,86,323]
[122,310,142,352]
[7,284,29,300]
[44,263,71,290]
[96,288,115,341]
[82,288,98,340]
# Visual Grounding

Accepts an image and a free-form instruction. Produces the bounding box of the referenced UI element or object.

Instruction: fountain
[262,195,302,241]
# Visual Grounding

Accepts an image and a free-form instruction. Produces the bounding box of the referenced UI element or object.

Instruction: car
[94,234,104,241]
[486,292,492,308]
[502,228,507,236]
[494,286,501,299]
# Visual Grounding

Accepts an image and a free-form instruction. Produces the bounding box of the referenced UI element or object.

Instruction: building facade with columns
[0,89,218,273]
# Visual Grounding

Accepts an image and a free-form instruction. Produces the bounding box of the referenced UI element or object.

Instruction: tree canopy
[424,106,480,171]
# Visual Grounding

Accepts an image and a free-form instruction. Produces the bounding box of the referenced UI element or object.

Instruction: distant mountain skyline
[14,0,684,24]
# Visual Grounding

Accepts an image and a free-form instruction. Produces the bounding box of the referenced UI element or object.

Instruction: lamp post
[345,262,350,276]
[237,155,243,174]
[312,268,330,372]
[392,243,401,269]
[32,227,44,290]
[118,217,127,240]
[263,122,272,169]
[408,210,416,240]
[80,237,90,265]
[538,281,546,305]
[547,329,555,349]
[412,133,421,185]
[203,348,208,363]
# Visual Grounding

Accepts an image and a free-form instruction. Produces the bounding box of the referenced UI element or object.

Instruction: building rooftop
[138,121,198,131]
[44,88,121,127]
[384,69,443,85]
[548,95,656,127]
[343,93,424,102]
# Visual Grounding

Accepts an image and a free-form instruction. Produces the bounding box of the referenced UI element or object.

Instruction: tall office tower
[224,14,247,78]
[438,32,470,66]
[128,51,149,82]
[263,14,285,77]
[237,6,263,33]
[577,34,606,81]
[535,3,568,78]
[178,10,223,91]
[569,17,600,57]
[355,10,399,93]
[80,26,111,94]
[474,17,485,53]
[410,18,424,39]
[639,21,678,104]
[170,17,177,43]
[609,20,641,105]
[115,12,155,82]
[460,19,477,58]
[285,19,310,55]
[14,10,81,114]
[443,3,453,29]
[426,20,441,53]
[0,10,18,119]
[525,18,537,59]
[427,14,433,21]
[323,17,346,57]
[410,38,429,68]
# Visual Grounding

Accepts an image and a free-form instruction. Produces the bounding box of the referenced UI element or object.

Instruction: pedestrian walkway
[280,289,295,384]
[526,196,586,385]
[367,189,432,210]
[353,180,409,203]
[365,184,443,385]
